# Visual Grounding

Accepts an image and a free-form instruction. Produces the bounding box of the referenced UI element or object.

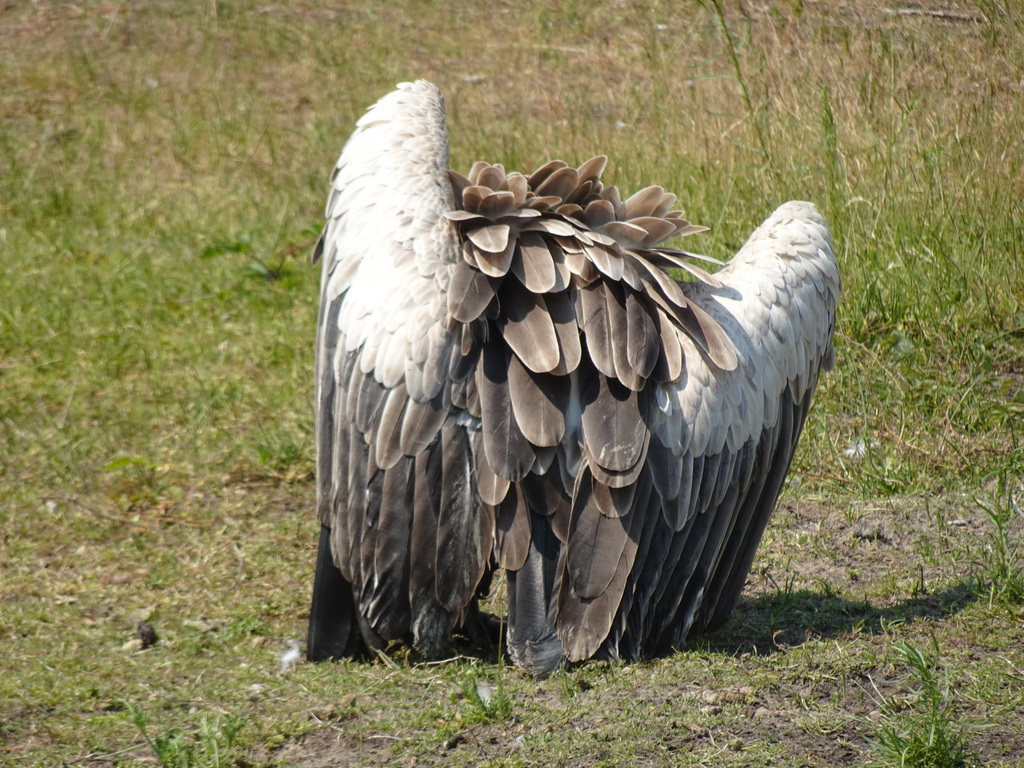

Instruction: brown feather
[374,384,409,470]
[583,198,616,229]
[507,172,528,204]
[500,281,561,374]
[685,300,738,371]
[496,483,531,570]
[559,469,648,659]
[528,159,568,188]
[587,431,650,489]
[520,470,570,521]
[623,186,669,218]
[467,223,511,254]
[604,281,644,391]
[461,184,491,212]
[576,155,608,183]
[617,254,644,292]
[398,391,447,456]
[523,218,577,238]
[548,241,571,291]
[535,166,579,200]
[625,290,661,381]
[544,290,582,375]
[645,249,723,287]
[605,470,661,657]
[629,216,679,246]
[475,429,511,506]
[675,303,736,371]
[565,467,631,599]
[601,220,649,247]
[631,252,691,309]
[592,475,639,519]
[473,239,516,277]
[553,234,585,255]
[651,309,684,381]
[448,262,496,323]
[475,163,506,190]
[585,243,625,282]
[511,232,558,293]
[507,354,568,447]
[561,182,593,207]
[561,244,599,282]
[479,190,518,219]
[577,282,615,378]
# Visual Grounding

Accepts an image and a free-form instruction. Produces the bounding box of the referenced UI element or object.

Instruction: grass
[1,1,1023,765]
[973,480,1024,608]
[127,704,247,768]
[869,640,976,768]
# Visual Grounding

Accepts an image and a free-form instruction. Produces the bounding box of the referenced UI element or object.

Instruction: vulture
[306,80,839,677]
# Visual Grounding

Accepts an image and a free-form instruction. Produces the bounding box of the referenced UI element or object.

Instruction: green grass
[869,640,977,768]
[127,704,247,768]
[2,1,1023,766]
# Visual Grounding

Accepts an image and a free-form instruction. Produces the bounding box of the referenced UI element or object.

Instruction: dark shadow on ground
[697,583,977,656]
[323,583,979,667]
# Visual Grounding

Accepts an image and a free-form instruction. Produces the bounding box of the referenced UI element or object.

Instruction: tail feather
[307,525,365,661]
[506,510,563,677]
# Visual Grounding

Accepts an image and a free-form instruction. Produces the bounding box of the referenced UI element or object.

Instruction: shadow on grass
[316,585,979,668]
[699,584,978,656]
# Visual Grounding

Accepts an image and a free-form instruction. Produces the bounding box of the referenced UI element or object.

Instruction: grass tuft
[454,669,516,725]
[868,640,977,768]
[126,704,246,768]
[973,481,1024,608]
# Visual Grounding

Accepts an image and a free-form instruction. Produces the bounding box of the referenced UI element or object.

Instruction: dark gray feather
[409,437,450,656]
[366,456,415,638]
[581,375,647,474]
[478,341,535,480]
[565,468,632,599]
[507,510,563,676]
[436,423,493,616]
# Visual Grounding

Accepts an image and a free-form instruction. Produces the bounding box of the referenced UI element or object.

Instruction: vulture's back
[307,81,839,676]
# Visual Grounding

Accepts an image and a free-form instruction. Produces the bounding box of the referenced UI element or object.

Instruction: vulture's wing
[306,80,840,676]
[308,81,487,658]
[590,205,840,663]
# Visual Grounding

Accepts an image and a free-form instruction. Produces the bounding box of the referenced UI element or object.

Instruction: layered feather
[307,80,840,677]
